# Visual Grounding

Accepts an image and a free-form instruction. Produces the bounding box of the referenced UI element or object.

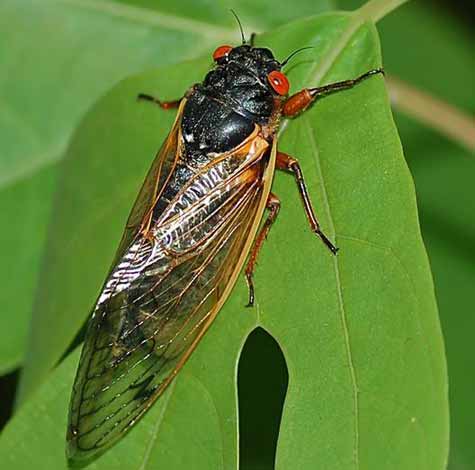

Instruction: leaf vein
[57,0,236,39]
[305,120,360,469]
[139,381,176,470]
[278,13,364,138]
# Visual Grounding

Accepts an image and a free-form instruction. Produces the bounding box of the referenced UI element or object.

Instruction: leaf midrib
[138,381,176,470]
[57,0,239,38]
[278,12,367,138]
[305,120,360,469]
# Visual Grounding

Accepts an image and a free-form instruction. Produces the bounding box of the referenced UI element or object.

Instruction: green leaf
[0,0,333,374]
[5,10,448,469]
[261,16,448,470]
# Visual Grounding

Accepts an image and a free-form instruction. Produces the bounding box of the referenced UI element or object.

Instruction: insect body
[67,32,383,463]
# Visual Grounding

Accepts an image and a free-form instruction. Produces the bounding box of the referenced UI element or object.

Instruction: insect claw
[245,290,255,308]
[245,274,255,307]
[356,68,385,84]
[315,229,339,255]
[137,93,154,102]
[325,243,339,256]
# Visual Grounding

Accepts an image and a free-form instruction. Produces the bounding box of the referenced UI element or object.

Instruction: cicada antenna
[281,46,314,67]
[230,9,246,44]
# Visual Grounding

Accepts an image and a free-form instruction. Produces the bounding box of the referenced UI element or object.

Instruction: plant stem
[358,0,411,23]
[387,75,475,152]
[357,0,474,152]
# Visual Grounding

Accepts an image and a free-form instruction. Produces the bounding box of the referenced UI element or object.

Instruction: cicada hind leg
[274,68,385,250]
[245,193,281,307]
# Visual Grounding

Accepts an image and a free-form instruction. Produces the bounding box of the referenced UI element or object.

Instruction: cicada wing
[67,131,275,463]
[112,99,185,266]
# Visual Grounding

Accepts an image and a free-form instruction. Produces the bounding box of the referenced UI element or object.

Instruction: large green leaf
[0,0,333,374]
[3,10,448,469]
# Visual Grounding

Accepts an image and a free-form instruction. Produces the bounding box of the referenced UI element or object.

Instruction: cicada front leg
[137,93,182,109]
[277,68,384,251]
[282,68,384,117]
[137,84,197,110]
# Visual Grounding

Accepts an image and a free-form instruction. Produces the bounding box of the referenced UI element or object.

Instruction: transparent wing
[67,129,273,462]
[112,100,185,266]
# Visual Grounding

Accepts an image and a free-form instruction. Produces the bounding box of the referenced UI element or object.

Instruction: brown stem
[387,75,475,152]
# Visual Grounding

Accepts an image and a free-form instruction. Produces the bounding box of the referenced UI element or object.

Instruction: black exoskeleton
[182,45,282,156]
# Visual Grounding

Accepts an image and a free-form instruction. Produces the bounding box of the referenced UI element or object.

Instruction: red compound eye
[267,70,290,95]
[213,45,232,61]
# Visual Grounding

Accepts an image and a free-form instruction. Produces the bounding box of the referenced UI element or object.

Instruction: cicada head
[213,44,289,94]
[204,44,290,122]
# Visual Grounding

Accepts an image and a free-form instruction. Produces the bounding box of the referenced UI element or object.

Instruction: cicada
[67,20,383,463]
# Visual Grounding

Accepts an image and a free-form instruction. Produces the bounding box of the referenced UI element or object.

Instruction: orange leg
[282,68,384,117]
[276,151,338,255]
[245,192,281,307]
[137,93,182,109]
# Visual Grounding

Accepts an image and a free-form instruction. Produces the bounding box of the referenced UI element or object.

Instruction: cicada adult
[67,28,383,463]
